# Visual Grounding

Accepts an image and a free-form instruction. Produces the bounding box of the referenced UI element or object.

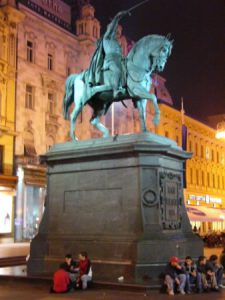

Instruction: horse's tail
[63,74,77,120]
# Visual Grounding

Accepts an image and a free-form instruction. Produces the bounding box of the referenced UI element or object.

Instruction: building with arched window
[0,0,23,240]
[14,0,101,241]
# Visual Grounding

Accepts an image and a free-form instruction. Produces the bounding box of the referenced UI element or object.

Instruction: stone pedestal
[27,133,203,282]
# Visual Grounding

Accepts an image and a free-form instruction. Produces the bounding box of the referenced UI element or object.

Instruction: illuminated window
[190,168,193,184]
[48,92,55,115]
[212,150,215,162]
[0,91,2,116]
[207,173,210,187]
[189,140,192,151]
[27,40,33,62]
[67,67,71,76]
[218,175,220,189]
[196,170,199,185]
[217,152,220,163]
[212,174,215,188]
[48,53,53,70]
[25,85,34,109]
[202,171,205,186]
[0,145,3,173]
[195,143,198,156]
[201,145,204,158]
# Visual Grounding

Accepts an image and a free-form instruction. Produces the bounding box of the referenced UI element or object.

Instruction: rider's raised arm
[104,11,128,39]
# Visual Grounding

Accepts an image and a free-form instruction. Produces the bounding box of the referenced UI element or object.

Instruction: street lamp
[216,120,225,139]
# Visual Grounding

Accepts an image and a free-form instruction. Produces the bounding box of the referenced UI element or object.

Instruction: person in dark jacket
[207,255,225,289]
[65,253,78,282]
[164,256,186,296]
[197,256,218,291]
[183,256,201,293]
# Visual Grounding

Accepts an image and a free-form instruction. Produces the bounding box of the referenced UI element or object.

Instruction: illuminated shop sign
[0,195,13,234]
[19,0,72,31]
[189,194,222,204]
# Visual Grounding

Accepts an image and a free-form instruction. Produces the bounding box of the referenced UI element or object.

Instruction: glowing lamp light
[216,120,225,139]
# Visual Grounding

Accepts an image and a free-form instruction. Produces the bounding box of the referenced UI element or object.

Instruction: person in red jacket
[76,251,92,290]
[51,262,72,293]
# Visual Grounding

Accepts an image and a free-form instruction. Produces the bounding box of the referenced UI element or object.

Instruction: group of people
[202,232,225,248]
[51,251,92,293]
[165,254,225,296]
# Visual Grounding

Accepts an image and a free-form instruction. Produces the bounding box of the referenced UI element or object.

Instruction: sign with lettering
[19,0,72,31]
[188,194,222,204]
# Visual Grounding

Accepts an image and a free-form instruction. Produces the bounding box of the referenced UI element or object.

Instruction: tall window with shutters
[25,85,34,109]
[48,53,53,71]
[0,145,4,174]
[27,40,33,62]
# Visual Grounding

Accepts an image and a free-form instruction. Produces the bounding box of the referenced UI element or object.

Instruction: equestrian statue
[63,0,173,140]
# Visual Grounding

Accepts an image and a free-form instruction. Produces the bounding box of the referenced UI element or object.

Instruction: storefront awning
[186,206,225,222]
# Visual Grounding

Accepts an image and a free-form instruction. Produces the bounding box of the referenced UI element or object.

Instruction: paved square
[0,281,225,300]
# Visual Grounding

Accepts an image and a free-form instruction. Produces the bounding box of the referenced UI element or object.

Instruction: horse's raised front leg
[150,93,160,126]
[136,99,148,132]
[134,87,160,126]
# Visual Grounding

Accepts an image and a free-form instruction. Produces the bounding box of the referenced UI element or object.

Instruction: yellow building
[0,1,23,239]
[156,102,225,234]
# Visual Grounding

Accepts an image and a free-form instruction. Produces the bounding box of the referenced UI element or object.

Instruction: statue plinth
[27,133,203,282]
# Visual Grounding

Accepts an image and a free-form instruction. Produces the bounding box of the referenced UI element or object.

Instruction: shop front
[15,164,46,242]
[185,192,225,235]
[0,175,18,242]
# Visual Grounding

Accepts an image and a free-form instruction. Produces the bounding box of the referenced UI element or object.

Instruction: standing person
[164,256,186,296]
[76,251,92,290]
[197,256,219,291]
[183,256,201,293]
[207,255,225,289]
[51,262,72,293]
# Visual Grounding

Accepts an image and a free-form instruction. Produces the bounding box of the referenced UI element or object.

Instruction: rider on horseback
[87,10,130,98]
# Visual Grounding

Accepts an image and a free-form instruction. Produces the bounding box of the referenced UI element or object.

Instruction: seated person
[197,255,218,291]
[65,253,78,281]
[183,256,201,293]
[76,251,92,290]
[164,256,186,296]
[206,255,225,289]
[51,262,72,293]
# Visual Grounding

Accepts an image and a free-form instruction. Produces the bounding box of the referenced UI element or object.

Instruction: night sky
[73,0,225,121]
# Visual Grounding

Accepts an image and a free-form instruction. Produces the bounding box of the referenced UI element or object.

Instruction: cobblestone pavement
[0,281,225,300]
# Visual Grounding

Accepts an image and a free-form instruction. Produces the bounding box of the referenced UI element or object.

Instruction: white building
[14,0,100,241]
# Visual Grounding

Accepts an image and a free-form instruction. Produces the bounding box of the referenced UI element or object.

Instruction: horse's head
[127,34,173,74]
[150,35,173,72]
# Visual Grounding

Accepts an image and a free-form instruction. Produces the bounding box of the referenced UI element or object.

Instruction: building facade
[157,103,225,234]
[106,99,225,234]
[14,0,100,241]
[0,1,23,240]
